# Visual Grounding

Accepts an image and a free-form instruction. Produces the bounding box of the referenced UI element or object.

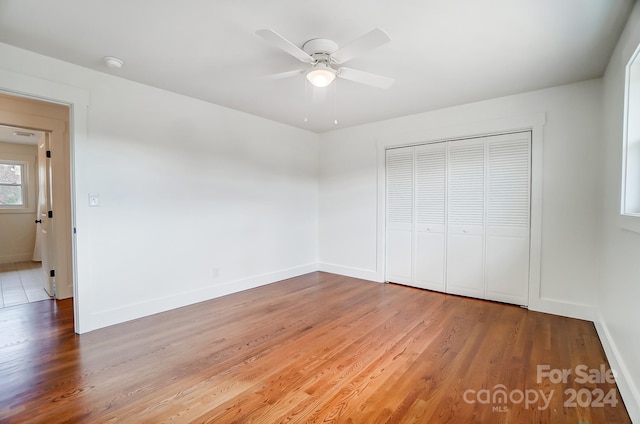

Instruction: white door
[385,147,413,285]
[485,133,531,305]
[446,139,485,298]
[37,133,56,297]
[413,143,446,291]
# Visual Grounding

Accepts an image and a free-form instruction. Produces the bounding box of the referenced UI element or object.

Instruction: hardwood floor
[0,272,631,423]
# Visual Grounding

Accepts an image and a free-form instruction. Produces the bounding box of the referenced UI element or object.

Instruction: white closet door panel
[487,134,530,229]
[447,140,485,226]
[413,143,446,291]
[414,232,446,291]
[386,148,414,225]
[387,230,413,283]
[446,233,484,297]
[486,236,529,305]
[485,132,531,305]
[415,143,446,226]
[386,147,414,283]
[448,224,483,235]
[447,139,485,297]
[487,226,529,238]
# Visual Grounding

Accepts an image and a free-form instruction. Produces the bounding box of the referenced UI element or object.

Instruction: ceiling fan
[256,28,394,89]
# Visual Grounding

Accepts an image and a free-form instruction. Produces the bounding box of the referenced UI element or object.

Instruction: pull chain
[333,80,338,125]
[304,79,309,123]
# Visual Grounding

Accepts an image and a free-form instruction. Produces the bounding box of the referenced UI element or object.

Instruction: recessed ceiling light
[104,56,124,69]
[13,131,35,137]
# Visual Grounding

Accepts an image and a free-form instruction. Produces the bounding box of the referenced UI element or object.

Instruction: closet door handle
[35,219,42,224]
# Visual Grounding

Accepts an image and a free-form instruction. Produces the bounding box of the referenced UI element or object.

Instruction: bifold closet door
[385,147,414,285]
[446,139,486,298]
[485,133,530,305]
[385,132,531,306]
[413,143,446,291]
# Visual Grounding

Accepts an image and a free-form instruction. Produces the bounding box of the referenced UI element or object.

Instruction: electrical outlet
[212,268,220,279]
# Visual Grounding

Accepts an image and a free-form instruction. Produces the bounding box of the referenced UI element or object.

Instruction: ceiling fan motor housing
[302,38,339,64]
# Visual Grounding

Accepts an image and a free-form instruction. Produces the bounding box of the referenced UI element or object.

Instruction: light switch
[89,193,100,207]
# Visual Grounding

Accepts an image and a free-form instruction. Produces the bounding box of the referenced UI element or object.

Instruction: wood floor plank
[0,272,631,423]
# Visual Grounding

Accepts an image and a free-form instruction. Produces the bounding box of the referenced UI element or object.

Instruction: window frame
[621,41,640,233]
[0,160,27,208]
[0,153,36,214]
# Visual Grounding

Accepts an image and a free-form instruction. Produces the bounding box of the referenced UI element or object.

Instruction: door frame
[0,68,89,333]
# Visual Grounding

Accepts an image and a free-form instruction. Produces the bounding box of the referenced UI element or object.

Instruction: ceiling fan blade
[262,69,305,80]
[256,29,315,64]
[337,67,394,89]
[331,28,391,65]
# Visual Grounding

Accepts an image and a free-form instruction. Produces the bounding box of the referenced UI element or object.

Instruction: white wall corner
[318,263,383,283]
[527,297,595,321]
[594,313,640,423]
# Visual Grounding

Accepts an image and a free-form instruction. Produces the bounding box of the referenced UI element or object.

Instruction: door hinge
[50,269,55,277]
[46,150,51,158]
[48,210,53,218]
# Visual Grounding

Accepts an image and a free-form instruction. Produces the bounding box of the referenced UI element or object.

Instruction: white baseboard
[319,265,598,323]
[527,297,595,321]
[0,253,34,264]
[82,263,319,333]
[318,262,382,282]
[594,314,640,423]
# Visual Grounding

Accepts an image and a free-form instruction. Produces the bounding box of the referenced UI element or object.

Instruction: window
[621,42,640,232]
[0,161,27,207]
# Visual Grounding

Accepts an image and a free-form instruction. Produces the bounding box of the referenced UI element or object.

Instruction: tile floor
[0,261,51,308]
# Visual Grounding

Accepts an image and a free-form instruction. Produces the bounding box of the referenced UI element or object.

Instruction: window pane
[0,164,22,184]
[0,185,24,206]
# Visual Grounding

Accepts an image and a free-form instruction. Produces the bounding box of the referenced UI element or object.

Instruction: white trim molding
[595,313,640,423]
[318,262,383,282]
[619,213,640,234]
[85,263,320,333]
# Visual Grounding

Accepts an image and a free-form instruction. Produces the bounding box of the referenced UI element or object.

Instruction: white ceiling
[0,0,634,133]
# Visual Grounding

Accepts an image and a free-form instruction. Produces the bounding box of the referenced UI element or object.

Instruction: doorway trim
[0,68,89,333]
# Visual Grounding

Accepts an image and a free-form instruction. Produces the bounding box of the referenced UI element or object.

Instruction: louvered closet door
[386,147,414,284]
[485,133,531,305]
[446,139,485,298]
[413,143,446,291]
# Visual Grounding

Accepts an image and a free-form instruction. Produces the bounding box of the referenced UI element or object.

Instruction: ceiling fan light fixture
[306,65,336,88]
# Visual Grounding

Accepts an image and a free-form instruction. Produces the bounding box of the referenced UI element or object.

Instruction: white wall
[319,79,603,319]
[599,3,640,420]
[0,141,38,264]
[0,43,320,332]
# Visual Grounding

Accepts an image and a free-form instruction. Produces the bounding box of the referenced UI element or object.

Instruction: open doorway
[0,125,50,307]
[0,93,73,307]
